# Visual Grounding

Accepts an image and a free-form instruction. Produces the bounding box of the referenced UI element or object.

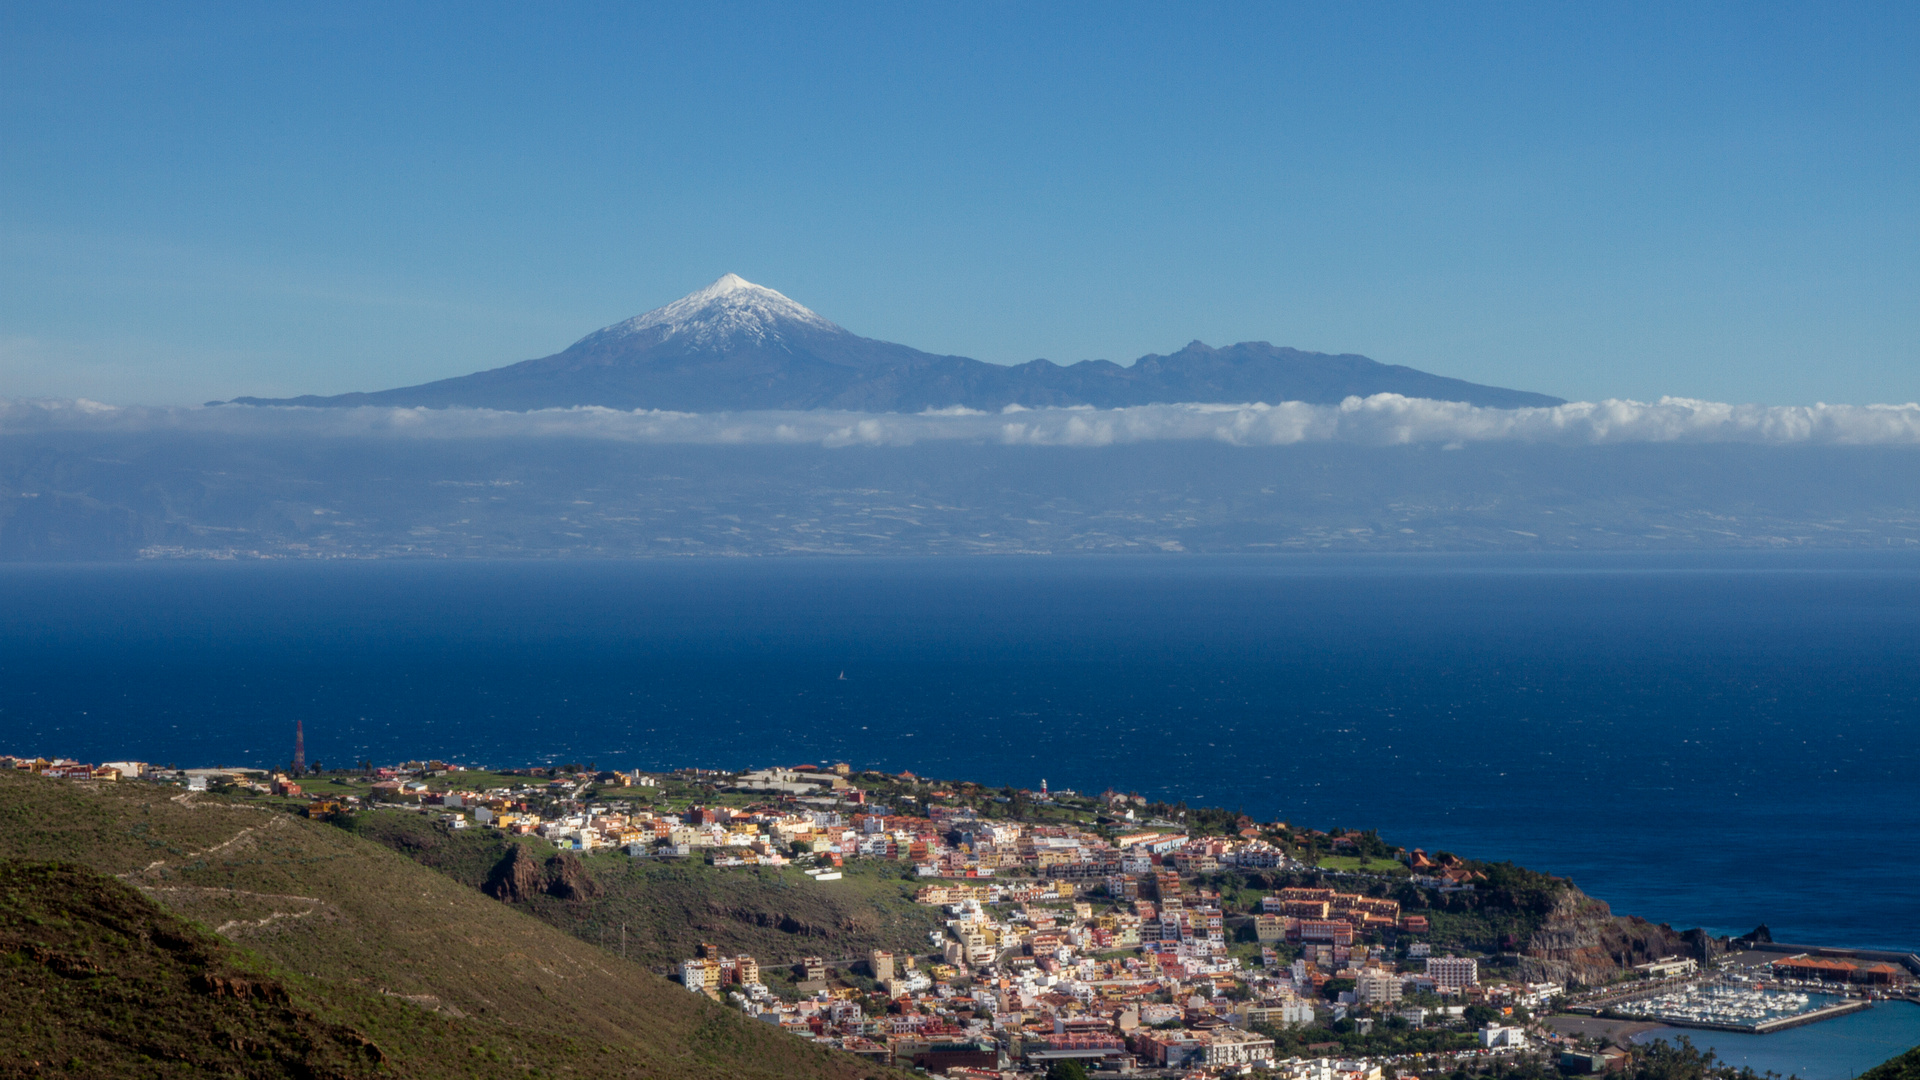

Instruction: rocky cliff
[481,843,601,902]
[1518,886,1725,987]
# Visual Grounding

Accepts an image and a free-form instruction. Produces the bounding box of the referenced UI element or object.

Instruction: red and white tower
[293,720,306,776]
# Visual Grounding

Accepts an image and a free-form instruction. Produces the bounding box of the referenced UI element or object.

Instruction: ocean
[1636,1002,1920,1080]
[2,553,1917,956]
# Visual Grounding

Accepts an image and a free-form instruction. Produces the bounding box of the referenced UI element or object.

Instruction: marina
[1631,1000,1920,1080]
[1609,982,1872,1034]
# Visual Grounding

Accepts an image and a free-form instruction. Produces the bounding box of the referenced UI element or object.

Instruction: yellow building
[733,954,760,985]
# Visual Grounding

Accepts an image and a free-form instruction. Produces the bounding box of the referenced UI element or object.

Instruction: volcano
[226,274,1563,412]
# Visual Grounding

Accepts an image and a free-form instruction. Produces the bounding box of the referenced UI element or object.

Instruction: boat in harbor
[1611,981,1854,1032]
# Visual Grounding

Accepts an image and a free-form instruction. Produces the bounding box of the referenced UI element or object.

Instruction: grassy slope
[0,772,902,1080]
[1,859,390,1079]
[338,810,947,971]
[1313,856,1408,875]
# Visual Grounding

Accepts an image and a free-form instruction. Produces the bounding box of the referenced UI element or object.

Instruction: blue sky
[3,3,1916,406]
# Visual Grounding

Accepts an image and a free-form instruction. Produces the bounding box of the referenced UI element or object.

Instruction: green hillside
[0,771,901,1080]
[335,810,945,971]
[1,859,391,1078]
[1861,1045,1920,1080]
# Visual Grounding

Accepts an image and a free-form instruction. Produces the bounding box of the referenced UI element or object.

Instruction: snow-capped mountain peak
[584,274,842,349]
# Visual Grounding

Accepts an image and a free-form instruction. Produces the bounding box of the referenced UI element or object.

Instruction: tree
[1630,1037,1726,1080]
[1046,1060,1090,1080]
[1464,1004,1502,1028]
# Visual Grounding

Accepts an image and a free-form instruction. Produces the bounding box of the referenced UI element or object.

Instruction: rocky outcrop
[542,851,600,901]
[193,972,290,1004]
[482,844,545,903]
[1682,927,1725,956]
[483,847,603,902]
[1518,886,1726,987]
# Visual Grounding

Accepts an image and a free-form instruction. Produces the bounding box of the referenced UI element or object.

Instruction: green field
[1314,855,1408,874]
[292,769,550,797]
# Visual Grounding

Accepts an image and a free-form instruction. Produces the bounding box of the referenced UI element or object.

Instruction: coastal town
[6,752,1915,1079]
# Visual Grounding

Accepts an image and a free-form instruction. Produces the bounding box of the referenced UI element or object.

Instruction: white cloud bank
[4,395,1920,448]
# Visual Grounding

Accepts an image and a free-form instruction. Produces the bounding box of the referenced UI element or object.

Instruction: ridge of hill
[222,274,1563,412]
[0,771,902,1080]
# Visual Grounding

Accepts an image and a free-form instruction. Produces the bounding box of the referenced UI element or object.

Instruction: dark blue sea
[3,554,1918,957]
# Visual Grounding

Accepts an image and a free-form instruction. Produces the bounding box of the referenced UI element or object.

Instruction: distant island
[5,752,1914,1078]
[220,274,1566,413]
[15,276,1918,561]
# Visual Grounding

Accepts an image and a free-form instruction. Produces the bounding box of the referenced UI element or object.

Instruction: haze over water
[3,553,1916,952]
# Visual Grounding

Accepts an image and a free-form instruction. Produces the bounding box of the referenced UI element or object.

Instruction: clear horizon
[3,4,1917,407]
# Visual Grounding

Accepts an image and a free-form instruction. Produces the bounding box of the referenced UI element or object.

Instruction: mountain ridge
[224,275,1565,413]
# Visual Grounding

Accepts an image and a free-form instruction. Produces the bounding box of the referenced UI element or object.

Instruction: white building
[1203,1028,1276,1067]
[1520,981,1564,1007]
[1355,969,1404,1005]
[1426,956,1479,993]
[1236,999,1316,1028]
[1634,957,1698,980]
[1479,1024,1527,1049]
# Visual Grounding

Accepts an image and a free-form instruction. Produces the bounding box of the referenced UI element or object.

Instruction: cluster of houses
[1,756,330,796]
[620,771,1554,1077]
[12,754,1556,1077]
[676,872,1549,1076]
[2,756,146,781]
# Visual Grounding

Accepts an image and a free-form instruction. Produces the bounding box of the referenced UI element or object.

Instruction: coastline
[1628,1000,1920,1080]
[4,755,1918,1080]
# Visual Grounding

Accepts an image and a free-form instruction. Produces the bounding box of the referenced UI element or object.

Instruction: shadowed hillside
[0,859,389,1078]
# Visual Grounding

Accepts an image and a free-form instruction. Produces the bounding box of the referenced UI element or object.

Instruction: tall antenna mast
[294,720,306,776]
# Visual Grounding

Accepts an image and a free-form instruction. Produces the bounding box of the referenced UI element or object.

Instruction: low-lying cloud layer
[5,395,1920,447]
